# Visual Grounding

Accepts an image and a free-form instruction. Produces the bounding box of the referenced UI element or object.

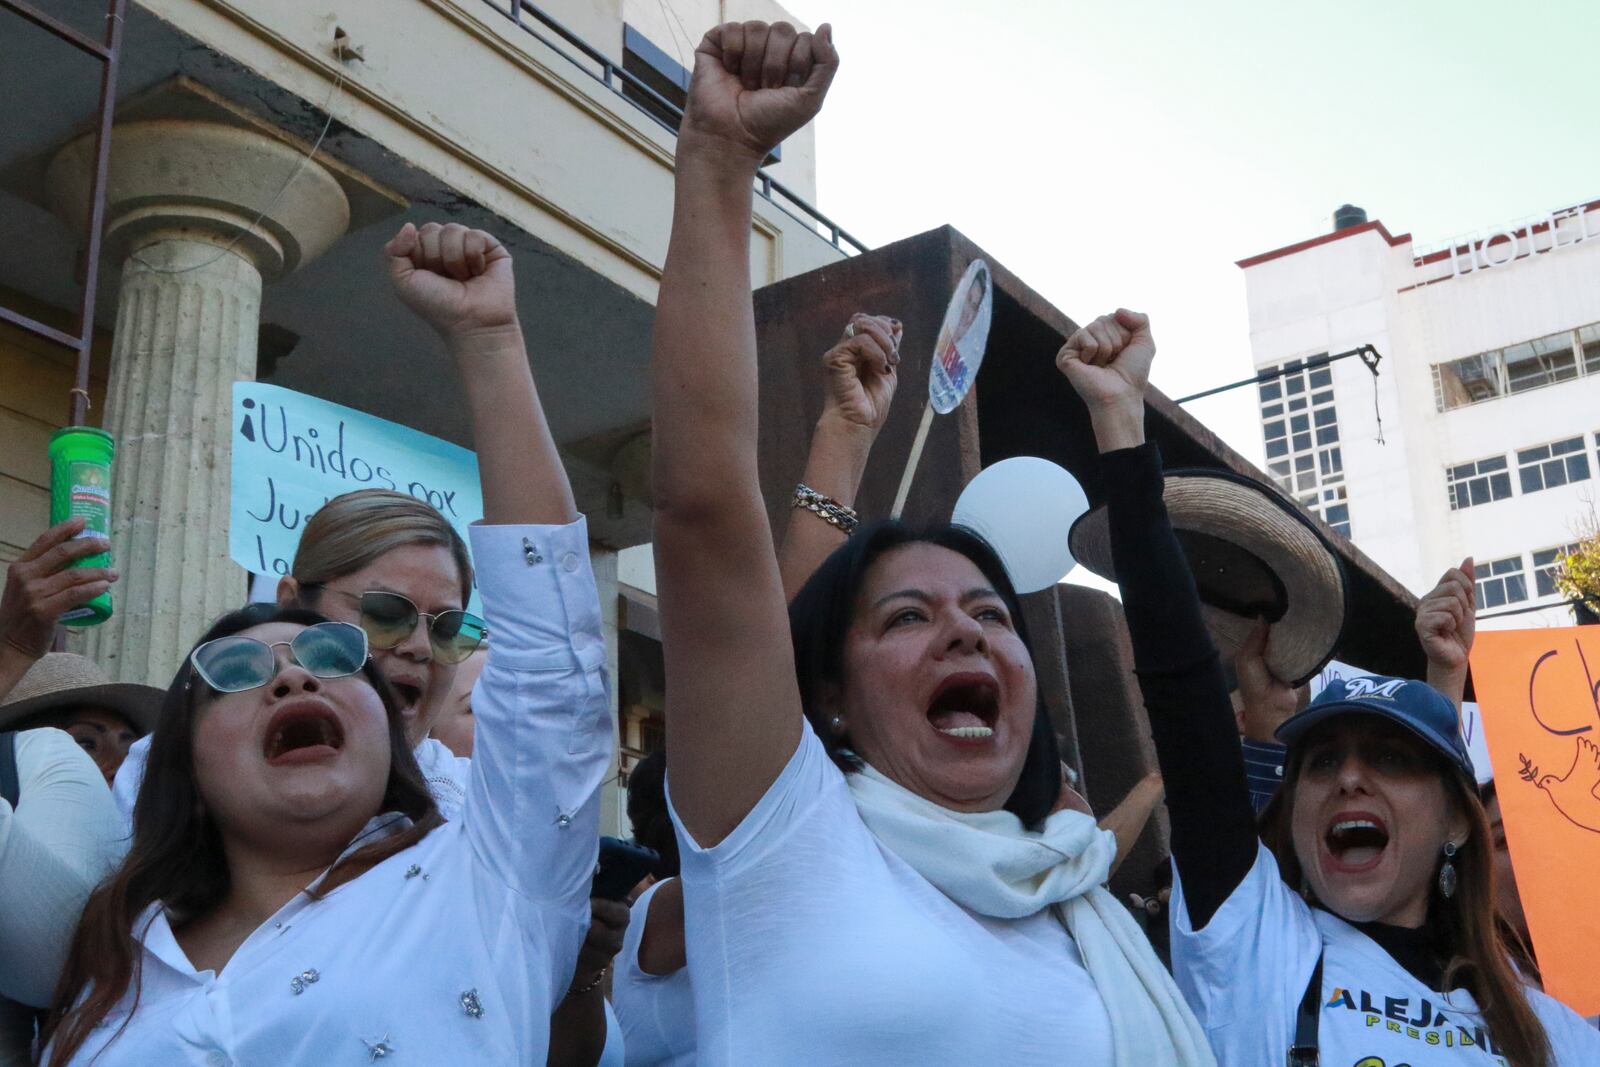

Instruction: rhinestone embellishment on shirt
[362,1035,395,1060]
[289,969,320,995]
[460,988,484,1018]
[405,864,422,879]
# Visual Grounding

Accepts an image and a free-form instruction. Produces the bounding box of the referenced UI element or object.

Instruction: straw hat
[1068,468,1347,687]
[0,653,164,734]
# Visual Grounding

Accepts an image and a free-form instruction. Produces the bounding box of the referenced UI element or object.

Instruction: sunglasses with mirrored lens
[191,622,370,694]
[340,590,486,665]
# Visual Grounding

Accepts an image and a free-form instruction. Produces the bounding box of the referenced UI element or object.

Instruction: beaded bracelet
[570,964,609,996]
[793,483,860,534]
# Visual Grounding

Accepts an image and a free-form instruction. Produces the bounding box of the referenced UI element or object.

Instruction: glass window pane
[1259,381,1281,401]
[1289,396,1308,411]
[1291,414,1310,433]
[1434,353,1503,409]
[1314,408,1337,427]
[1286,377,1306,395]
[1309,368,1332,388]
[1295,455,1315,473]
[1506,335,1578,393]
[1262,404,1283,418]
[1506,575,1528,602]
[1482,456,1507,472]
[1293,433,1312,451]
[1265,420,1286,440]
[1490,472,1512,498]
[1521,468,1543,494]
[1266,439,1288,458]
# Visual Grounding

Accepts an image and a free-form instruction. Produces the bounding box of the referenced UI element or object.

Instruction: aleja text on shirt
[1326,985,1505,1059]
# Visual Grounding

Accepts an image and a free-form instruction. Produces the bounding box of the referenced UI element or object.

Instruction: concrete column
[48,120,349,684]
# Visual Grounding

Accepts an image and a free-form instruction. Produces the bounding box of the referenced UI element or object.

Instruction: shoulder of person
[15,726,99,781]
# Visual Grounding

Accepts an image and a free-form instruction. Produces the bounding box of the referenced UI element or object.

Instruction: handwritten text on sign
[229,383,484,614]
[1470,627,1600,1016]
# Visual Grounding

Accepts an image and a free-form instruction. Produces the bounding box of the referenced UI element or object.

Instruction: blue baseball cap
[1274,674,1474,780]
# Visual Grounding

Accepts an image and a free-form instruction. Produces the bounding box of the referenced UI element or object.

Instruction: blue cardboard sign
[230,383,483,614]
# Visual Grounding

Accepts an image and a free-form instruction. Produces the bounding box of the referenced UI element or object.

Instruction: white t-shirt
[52,519,612,1066]
[1170,842,1600,1066]
[612,878,694,1067]
[670,722,1116,1067]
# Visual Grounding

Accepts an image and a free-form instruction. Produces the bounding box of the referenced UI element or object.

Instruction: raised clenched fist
[821,313,900,434]
[1055,308,1156,415]
[682,20,839,165]
[384,222,517,342]
[1415,559,1475,676]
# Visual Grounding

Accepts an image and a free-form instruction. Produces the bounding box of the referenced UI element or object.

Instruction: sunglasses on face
[191,622,370,694]
[313,587,486,665]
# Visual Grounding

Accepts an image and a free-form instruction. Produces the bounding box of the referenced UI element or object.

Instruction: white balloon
[952,457,1087,594]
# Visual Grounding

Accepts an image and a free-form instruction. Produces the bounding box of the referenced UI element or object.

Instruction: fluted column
[49,120,349,684]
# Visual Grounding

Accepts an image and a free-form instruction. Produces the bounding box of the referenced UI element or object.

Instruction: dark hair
[1261,727,1550,1067]
[627,748,679,877]
[43,604,443,1066]
[787,520,1061,827]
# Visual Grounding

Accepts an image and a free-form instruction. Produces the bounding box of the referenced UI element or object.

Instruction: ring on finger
[844,322,857,339]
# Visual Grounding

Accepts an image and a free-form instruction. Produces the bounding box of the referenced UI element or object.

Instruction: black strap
[1287,950,1324,1067]
[0,731,18,809]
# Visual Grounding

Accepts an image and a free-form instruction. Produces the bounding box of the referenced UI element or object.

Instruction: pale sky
[784,0,1599,470]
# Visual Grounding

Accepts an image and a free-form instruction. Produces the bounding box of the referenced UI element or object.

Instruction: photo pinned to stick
[952,457,1087,593]
[890,258,993,518]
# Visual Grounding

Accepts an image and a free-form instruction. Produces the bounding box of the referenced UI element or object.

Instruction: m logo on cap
[1343,677,1407,700]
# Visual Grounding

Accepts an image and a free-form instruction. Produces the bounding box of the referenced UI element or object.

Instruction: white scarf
[847,764,1215,1067]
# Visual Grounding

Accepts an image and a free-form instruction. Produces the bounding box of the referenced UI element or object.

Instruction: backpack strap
[0,731,19,809]
[1287,949,1325,1067]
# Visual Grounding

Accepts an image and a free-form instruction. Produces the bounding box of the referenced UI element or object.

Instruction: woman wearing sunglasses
[57,220,611,1065]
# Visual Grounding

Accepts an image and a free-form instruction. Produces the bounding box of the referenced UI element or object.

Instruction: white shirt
[612,879,694,1067]
[1170,842,1600,1066]
[670,722,1116,1067]
[56,519,612,1067]
[0,729,121,1065]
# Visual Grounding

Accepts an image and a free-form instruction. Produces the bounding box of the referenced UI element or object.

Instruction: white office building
[1239,198,1600,629]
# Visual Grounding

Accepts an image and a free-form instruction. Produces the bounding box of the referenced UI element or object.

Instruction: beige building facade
[1,0,851,834]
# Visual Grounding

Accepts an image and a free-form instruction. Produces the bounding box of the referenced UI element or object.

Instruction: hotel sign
[1445,202,1598,277]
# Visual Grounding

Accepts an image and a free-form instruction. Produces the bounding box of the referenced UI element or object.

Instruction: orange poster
[1471,627,1600,1016]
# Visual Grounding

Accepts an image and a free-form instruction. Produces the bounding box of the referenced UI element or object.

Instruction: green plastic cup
[48,426,115,627]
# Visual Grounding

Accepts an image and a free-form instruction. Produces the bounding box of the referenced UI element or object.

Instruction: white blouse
[0,728,121,1065]
[56,519,612,1066]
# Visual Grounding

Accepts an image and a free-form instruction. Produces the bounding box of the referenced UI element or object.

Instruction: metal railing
[481,0,867,255]
[0,0,126,425]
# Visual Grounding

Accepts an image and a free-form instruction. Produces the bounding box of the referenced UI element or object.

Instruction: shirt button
[206,1052,230,1067]
[1274,765,1284,777]
[560,552,580,573]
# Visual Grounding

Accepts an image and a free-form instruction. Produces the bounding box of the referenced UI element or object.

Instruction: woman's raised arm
[651,21,838,846]
[385,221,577,527]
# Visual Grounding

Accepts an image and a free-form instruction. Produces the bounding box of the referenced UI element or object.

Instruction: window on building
[1533,544,1581,599]
[1446,455,1512,510]
[1517,436,1590,494]
[1505,333,1579,394]
[1432,323,1598,411]
[1583,324,1600,375]
[1258,357,1349,534]
[1475,555,1528,609]
[621,25,781,163]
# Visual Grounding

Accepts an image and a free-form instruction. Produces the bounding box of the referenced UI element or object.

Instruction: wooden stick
[890,401,936,519]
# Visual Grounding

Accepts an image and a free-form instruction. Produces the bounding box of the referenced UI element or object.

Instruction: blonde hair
[292,489,473,606]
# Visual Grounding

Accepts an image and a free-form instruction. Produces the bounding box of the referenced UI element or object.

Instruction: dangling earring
[1438,842,1458,899]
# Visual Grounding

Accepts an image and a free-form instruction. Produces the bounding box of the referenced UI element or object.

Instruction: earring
[1438,842,1458,899]
[829,715,843,732]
